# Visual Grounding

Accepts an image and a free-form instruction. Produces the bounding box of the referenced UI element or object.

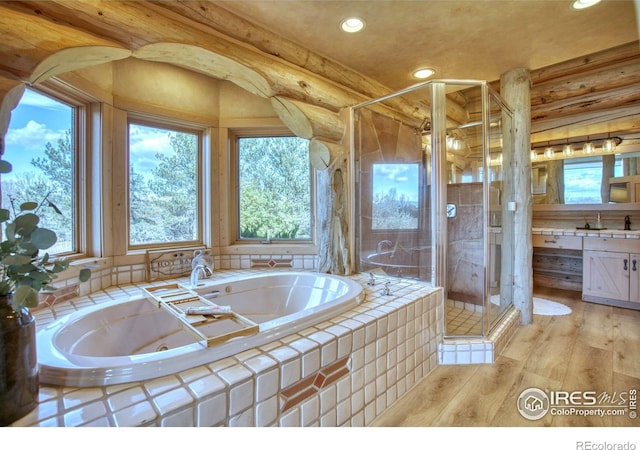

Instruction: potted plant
[0,158,91,426]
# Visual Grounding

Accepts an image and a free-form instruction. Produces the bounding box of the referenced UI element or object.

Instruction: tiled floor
[445,304,483,335]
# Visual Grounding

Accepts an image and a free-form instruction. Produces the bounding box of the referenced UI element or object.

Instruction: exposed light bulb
[602,138,616,152]
[563,144,574,156]
[544,147,554,158]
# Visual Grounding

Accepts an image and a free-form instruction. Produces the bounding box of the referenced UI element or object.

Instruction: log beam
[309,138,346,171]
[30,46,131,84]
[0,83,26,154]
[271,97,345,142]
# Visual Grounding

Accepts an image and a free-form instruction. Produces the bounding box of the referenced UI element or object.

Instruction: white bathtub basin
[37,271,364,387]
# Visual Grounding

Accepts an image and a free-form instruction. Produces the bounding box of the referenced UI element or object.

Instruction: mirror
[532,151,640,204]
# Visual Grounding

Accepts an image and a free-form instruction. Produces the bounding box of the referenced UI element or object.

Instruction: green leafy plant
[0,159,90,312]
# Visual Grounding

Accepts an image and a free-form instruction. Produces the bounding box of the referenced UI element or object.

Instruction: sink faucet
[625,215,631,231]
[190,264,212,287]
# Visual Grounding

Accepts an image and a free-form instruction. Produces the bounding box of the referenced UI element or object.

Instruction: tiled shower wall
[18,272,443,427]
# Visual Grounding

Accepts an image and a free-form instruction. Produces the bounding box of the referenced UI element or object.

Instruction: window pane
[238,136,311,240]
[129,123,199,245]
[372,163,419,230]
[2,88,75,254]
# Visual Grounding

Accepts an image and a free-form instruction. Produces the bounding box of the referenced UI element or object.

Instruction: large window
[2,88,79,255]
[236,135,311,241]
[128,121,201,246]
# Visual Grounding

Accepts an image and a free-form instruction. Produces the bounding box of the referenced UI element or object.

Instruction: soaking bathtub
[37,271,364,387]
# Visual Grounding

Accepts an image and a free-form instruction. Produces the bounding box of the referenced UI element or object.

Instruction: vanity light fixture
[340,17,365,33]
[544,146,554,159]
[413,68,435,79]
[530,150,538,161]
[571,0,601,10]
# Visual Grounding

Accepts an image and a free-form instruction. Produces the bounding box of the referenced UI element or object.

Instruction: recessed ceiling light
[413,68,435,79]
[340,17,365,33]
[571,0,601,10]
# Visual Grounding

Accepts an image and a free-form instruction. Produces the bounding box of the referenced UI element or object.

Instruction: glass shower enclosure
[352,80,514,337]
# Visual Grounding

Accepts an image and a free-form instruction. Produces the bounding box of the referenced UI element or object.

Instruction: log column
[501,68,533,325]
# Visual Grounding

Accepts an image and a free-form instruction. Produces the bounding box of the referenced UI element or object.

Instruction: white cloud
[129,125,172,173]
[5,120,65,153]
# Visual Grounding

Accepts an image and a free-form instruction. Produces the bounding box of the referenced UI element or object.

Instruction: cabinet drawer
[533,234,583,250]
[583,237,640,254]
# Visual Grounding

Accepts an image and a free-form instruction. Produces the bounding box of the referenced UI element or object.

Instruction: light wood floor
[372,287,640,427]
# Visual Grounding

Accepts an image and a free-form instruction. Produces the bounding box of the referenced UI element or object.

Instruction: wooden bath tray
[143,283,258,347]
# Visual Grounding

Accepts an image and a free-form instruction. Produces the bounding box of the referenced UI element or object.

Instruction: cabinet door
[582,250,630,302]
[631,254,640,304]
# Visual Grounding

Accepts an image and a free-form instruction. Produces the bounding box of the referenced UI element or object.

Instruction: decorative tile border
[250,257,294,269]
[280,356,350,412]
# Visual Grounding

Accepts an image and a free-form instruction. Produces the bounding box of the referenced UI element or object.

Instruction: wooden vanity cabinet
[582,237,640,308]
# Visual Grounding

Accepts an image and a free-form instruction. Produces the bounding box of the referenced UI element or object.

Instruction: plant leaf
[19,202,38,211]
[0,209,10,223]
[0,159,12,174]
[31,227,57,249]
[1,254,33,265]
[17,242,38,257]
[51,261,69,273]
[79,268,92,282]
[14,213,39,235]
[47,201,63,215]
[13,285,38,310]
[5,222,16,241]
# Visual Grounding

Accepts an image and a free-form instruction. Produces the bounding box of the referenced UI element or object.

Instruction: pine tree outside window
[2,88,78,255]
[236,135,312,242]
[128,121,201,247]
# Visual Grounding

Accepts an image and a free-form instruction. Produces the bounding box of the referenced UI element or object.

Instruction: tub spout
[190,264,212,287]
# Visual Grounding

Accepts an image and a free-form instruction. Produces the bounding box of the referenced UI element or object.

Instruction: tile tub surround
[12,271,443,427]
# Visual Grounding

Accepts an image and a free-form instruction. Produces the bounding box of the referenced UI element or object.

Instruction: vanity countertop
[532,227,640,239]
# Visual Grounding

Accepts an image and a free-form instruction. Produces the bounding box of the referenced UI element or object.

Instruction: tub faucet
[190,264,212,287]
[367,273,376,286]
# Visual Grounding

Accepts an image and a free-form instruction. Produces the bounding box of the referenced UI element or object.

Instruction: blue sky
[129,123,175,177]
[4,88,171,181]
[373,163,420,203]
[4,88,71,180]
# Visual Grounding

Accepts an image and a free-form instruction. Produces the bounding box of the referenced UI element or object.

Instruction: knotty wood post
[501,68,533,324]
[317,156,351,275]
